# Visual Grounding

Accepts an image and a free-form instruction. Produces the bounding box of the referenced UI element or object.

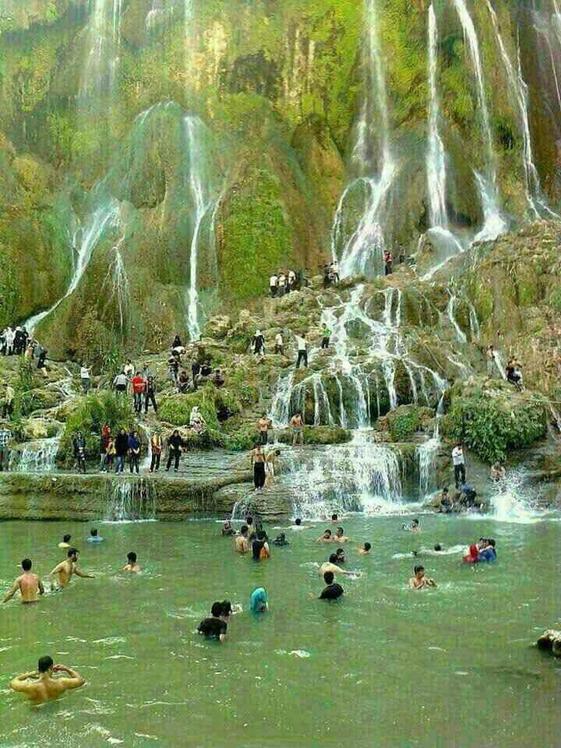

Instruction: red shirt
[132,375,146,394]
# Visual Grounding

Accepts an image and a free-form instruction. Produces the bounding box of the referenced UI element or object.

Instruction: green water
[0,516,560,747]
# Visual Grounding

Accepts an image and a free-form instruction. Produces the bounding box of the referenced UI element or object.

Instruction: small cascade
[9,437,61,473]
[270,369,296,427]
[183,116,215,342]
[106,478,157,522]
[103,236,130,334]
[485,0,557,219]
[332,0,396,278]
[446,294,467,344]
[489,469,542,524]
[146,0,164,30]
[451,0,506,242]
[79,0,123,108]
[282,433,410,519]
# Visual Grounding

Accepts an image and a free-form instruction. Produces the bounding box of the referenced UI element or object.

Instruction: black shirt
[319,583,344,600]
[252,539,265,561]
[197,617,227,639]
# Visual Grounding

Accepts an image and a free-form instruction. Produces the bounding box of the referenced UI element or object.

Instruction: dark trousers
[2,402,13,419]
[258,431,269,446]
[270,286,277,297]
[133,393,143,413]
[166,449,180,471]
[150,453,161,472]
[321,337,330,349]
[129,454,140,474]
[454,464,466,487]
[296,350,308,368]
[254,462,266,489]
[144,391,157,413]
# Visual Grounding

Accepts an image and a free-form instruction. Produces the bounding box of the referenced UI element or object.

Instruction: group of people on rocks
[168,335,225,393]
[1,326,29,356]
[269,269,306,297]
[322,261,340,287]
[251,322,332,367]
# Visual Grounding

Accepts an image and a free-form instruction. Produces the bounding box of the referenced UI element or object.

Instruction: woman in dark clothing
[166,429,183,472]
[128,431,141,474]
[115,429,129,474]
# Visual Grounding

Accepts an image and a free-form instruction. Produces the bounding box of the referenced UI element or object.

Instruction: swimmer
[252,530,271,561]
[249,587,269,613]
[9,656,85,704]
[333,527,349,543]
[402,519,420,533]
[234,525,250,554]
[319,571,344,600]
[220,600,242,618]
[122,551,140,573]
[334,548,346,564]
[245,516,256,541]
[434,544,443,552]
[331,513,339,524]
[3,559,45,604]
[273,533,289,546]
[318,554,355,577]
[409,565,437,590]
[86,528,104,543]
[49,549,94,590]
[197,602,227,642]
[358,542,372,556]
[316,529,333,543]
[291,518,309,530]
[58,534,72,549]
[221,520,235,536]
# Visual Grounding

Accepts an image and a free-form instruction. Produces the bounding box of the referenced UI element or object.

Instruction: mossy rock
[383,404,434,442]
[275,425,351,446]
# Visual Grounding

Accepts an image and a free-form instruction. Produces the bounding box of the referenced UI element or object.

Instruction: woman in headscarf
[249,587,268,613]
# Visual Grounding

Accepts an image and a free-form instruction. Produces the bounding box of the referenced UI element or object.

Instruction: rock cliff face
[0,0,560,357]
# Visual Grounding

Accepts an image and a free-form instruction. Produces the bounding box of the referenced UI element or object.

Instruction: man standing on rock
[257,414,272,446]
[295,333,308,368]
[131,371,146,414]
[290,412,304,446]
[321,323,331,350]
[269,272,278,297]
[3,559,44,604]
[0,424,11,470]
[452,443,466,488]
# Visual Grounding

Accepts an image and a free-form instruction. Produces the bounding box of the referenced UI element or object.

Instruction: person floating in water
[87,528,104,543]
[273,533,289,546]
[409,565,437,589]
[249,587,269,613]
[402,518,420,533]
[50,549,94,590]
[122,552,140,573]
[9,656,85,703]
[319,554,355,578]
[58,534,72,549]
[319,571,344,600]
[316,529,333,543]
[333,526,349,542]
[197,602,227,642]
[3,559,44,604]
[358,542,372,556]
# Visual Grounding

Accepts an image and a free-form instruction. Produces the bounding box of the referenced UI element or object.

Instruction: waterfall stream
[9,437,61,473]
[79,0,123,108]
[105,478,157,522]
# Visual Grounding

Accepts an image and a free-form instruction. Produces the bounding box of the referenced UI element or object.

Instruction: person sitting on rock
[190,406,206,435]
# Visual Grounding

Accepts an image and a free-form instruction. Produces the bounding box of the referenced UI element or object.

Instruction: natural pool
[1,516,560,747]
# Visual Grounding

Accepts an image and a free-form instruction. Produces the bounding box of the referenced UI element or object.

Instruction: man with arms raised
[3,559,44,604]
[10,656,85,703]
[50,548,94,590]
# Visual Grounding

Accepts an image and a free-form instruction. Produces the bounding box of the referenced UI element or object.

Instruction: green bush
[386,405,424,442]
[442,388,547,463]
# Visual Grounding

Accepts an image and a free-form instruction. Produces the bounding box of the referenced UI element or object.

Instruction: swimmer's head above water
[295,518,302,526]
[323,571,335,585]
[22,558,32,571]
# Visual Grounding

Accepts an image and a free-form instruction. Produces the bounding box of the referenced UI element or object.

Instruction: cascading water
[484,0,557,220]
[446,293,467,344]
[332,0,396,278]
[452,0,507,243]
[105,478,157,522]
[79,0,123,108]
[9,437,61,473]
[102,236,130,335]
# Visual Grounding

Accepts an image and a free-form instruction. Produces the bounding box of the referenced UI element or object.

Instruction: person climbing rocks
[131,371,146,414]
[290,412,304,446]
[144,375,158,414]
[190,406,206,435]
[150,431,163,472]
[252,443,267,491]
[166,429,183,472]
[269,272,278,297]
[321,323,331,350]
[253,330,265,358]
[115,428,129,474]
[257,415,272,446]
[384,250,393,275]
[128,430,141,474]
[274,331,284,355]
[452,443,466,488]
[330,261,340,285]
[80,365,91,394]
[295,333,308,368]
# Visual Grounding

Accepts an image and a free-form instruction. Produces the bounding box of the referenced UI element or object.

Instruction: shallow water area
[0,516,560,746]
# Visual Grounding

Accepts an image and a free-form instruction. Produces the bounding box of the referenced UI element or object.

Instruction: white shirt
[80,367,90,379]
[278,275,286,286]
[452,447,464,466]
[275,333,283,346]
[288,270,296,281]
[296,335,307,351]
[269,275,278,287]
[113,373,128,387]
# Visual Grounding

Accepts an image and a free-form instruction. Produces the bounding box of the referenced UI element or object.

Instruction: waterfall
[102,236,130,334]
[488,468,542,524]
[452,0,506,242]
[183,116,214,342]
[79,0,122,108]
[26,196,121,333]
[105,478,157,521]
[485,0,557,219]
[446,294,467,344]
[9,437,61,473]
[332,0,396,278]
[270,370,296,427]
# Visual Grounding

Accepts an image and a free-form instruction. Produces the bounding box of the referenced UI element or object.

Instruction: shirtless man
[409,565,437,590]
[333,527,349,543]
[316,529,333,543]
[58,534,72,549]
[358,542,372,556]
[3,559,44,604]
[318,554,356,577]
[9,656,85,703]
[234,525,250,554]
[122,551,140,573]
[50,548,94,590]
